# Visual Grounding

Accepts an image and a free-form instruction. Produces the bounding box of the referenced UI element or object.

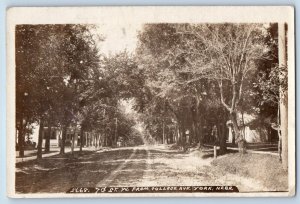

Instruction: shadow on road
[15,149,135,193]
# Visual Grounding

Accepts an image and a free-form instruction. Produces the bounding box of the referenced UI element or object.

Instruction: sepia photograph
[6,6,295,197]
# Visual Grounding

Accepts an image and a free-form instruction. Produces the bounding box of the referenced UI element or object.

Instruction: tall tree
[16,24,102,158]
[180,24,267,144]
[136,23,271,153]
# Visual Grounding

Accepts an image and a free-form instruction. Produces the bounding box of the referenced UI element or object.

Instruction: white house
[227,113,272,143]
[29,123,81,147]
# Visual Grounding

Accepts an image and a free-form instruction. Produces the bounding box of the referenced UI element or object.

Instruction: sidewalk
[16,146,99,163]
[226,146,278,156]
[204,143,279,156]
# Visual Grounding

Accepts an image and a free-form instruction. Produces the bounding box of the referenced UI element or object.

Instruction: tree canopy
[16,23,286,164]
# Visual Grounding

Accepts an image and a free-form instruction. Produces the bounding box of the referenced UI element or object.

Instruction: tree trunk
[230,112,246,153]
[94,133,97,148]
[44,121,51,153]
[162,119,165,144]
[175,125,179,144]
[18,120,25,157]
[177,123,183,146]
[192,120,197,143]
[198,114,204,146]
[181,123,187,151]
[278,23,288,170]
[231,128,236,145]
[80,127,84,152]
[99,133,101,147]
[241,112,245,140]
[60,125,67,155]
[195,98,202,146]
[219,119,227,154]
[230,112,240,142]
[218,109,227,154]
[71,128,76,155]
[86,132,89,147]
[37,119,44,159]
[114,118,118,145]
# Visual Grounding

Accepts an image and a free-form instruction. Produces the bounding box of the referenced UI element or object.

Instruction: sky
[95,23,270,56]
[96,23,143,55]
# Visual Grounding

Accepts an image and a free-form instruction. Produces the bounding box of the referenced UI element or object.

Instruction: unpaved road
[16,145,276,193]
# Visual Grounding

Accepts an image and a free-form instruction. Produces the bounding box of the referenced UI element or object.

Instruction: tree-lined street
[15,22,289,193]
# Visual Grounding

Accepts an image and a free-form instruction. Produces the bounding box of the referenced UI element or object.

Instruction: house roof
[226,113,257,127]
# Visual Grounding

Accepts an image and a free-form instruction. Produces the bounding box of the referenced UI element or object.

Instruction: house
[28,123,82,148]
[227,113,277,143]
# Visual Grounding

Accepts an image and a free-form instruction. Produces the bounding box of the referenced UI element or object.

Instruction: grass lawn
[210,152,288,191]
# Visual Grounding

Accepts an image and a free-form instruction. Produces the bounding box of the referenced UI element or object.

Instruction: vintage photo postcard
[6,6,295,198]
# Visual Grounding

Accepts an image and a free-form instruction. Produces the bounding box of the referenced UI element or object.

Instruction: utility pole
[278,23,288,170]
